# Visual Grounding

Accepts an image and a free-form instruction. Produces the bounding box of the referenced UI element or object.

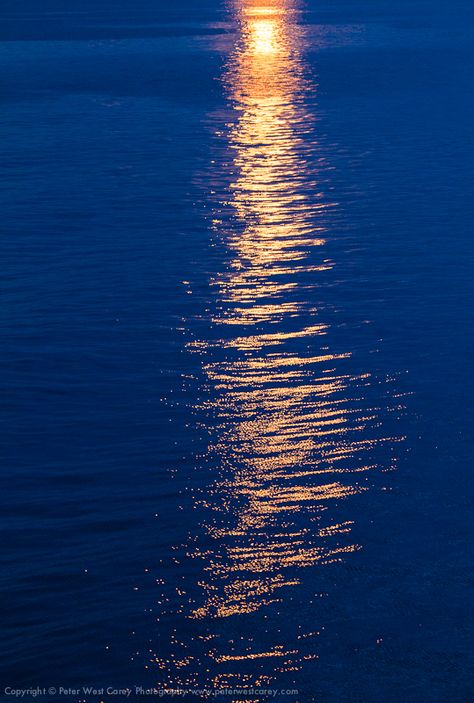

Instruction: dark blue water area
[1,1,474,702]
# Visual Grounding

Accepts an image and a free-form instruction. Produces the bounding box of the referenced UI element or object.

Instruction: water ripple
[150,0,405,694]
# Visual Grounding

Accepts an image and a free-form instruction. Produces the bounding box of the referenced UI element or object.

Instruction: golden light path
[150,1,403,697]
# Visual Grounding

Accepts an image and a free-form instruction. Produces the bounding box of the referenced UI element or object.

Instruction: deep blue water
[1,1,474,701]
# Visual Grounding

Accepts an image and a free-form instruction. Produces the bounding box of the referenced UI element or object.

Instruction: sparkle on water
[149,0,404,694]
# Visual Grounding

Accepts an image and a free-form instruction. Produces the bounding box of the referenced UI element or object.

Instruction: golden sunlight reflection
[149,0,404,695]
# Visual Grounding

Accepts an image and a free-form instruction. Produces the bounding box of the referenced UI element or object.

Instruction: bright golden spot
[249,18,278,55]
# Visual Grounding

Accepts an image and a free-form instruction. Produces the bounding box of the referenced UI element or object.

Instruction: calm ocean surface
[1,1,474,701]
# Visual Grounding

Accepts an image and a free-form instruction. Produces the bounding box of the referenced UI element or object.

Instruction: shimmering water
[1,0,474,701]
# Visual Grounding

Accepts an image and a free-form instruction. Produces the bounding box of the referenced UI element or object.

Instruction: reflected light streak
[150,0,404,695]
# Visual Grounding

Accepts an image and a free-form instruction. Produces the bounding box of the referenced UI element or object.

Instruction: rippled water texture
[157,0,405,688]
[1,0,474,701]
